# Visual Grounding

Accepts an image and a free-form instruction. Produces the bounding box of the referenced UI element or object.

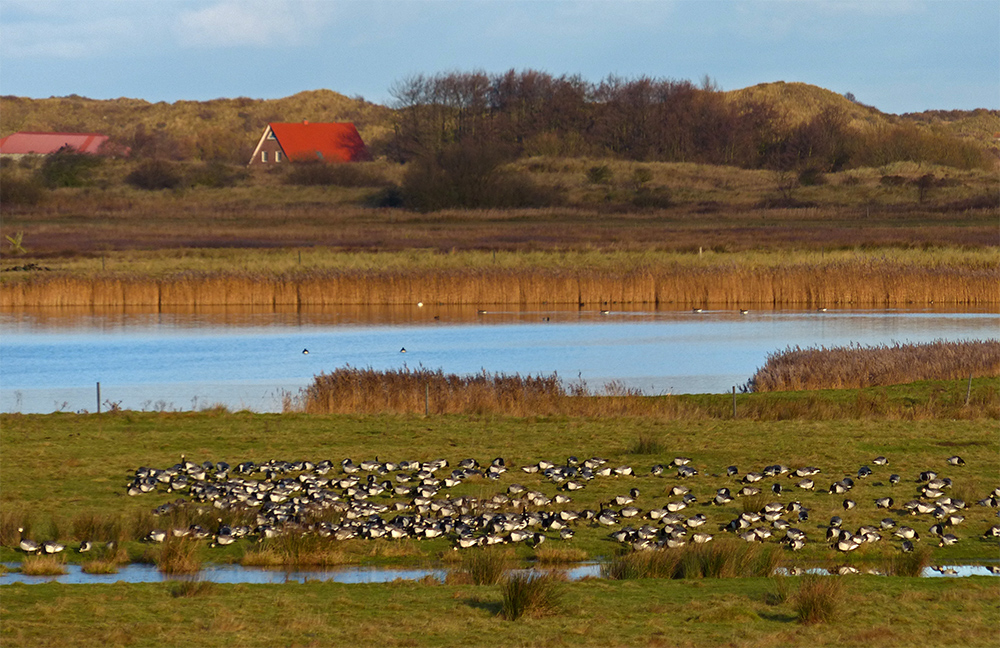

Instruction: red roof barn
[0,131,111,155]
[249,121,371,166]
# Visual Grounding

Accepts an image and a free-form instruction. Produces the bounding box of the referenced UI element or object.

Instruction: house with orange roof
[248,121,371,166]
[0,131,112,156]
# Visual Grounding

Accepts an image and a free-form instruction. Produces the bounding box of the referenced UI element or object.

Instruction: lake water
[1,305,996,414]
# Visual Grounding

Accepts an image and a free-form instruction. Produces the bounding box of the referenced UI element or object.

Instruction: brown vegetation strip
[2,260,996,308]
[296,366,999,421]
[747,339,1000,392]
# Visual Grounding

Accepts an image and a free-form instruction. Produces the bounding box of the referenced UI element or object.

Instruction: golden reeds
[747,339,1000,392]
[301,366,570,416]
[294,365,998,420]
[2,255,997,308]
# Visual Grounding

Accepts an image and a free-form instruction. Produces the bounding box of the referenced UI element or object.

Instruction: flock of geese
[16,452,1000,567]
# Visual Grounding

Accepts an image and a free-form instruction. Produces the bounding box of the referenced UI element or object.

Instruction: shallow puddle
[2,561,996,585]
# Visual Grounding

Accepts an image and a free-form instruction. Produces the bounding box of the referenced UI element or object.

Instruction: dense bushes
[399,141,558,210]
[284,161,388,187]
[38,148,102,188]
[390,70,992,171]
[125,160,183,190]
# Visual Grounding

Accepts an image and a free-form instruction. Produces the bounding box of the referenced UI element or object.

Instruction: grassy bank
[2,390,997,566]
[2,248,997,308]
[2,577,997,648]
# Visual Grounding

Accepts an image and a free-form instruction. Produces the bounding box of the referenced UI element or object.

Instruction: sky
[0,0,996,114]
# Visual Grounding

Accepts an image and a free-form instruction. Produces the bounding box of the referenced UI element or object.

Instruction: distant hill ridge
[2,82,996,160]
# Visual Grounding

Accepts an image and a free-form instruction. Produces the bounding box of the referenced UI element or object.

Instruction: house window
[275,151,282,162]
[261,151,268,163]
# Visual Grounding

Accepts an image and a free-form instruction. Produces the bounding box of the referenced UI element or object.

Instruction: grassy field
[2,577,998,648]
[2,386,997,567]
[1,159,997,257]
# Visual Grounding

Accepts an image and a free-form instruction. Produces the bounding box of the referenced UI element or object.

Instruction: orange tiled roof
[0,131,109,155]
[269,122,370,162]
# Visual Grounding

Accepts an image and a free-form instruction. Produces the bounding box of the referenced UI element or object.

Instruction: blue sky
[1,0,996,114]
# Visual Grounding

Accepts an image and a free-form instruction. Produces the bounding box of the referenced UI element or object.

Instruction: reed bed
[2,255,997,307]
[747,339,1000,392]
[302,366,574,416]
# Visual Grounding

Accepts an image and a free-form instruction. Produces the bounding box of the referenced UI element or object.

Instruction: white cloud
[175,0,338,48]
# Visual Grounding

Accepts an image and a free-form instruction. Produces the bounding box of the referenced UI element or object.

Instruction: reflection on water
[1,305,997,413]
[1,562,995,585]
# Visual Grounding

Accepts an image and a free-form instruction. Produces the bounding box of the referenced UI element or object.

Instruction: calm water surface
[1,306,996,413]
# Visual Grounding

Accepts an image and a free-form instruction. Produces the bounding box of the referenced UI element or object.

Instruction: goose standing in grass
[78,540,93,553]
[42,540,65,554]
[946,455,966,466]
[17,528,39,554]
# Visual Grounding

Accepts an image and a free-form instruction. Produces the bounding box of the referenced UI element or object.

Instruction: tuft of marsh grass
[883,545,933,577]
[795,574,845,625]
[460,547,513,586]
[169,578,216,598]
[21,554,68,576]
[629,432,664,455]
[766,574,792,605]
[603,541,780,580]
[241,535,348,567]
[500,571,562,621]
[0,507,30,547]
[533,547,588,564]
[81,559,120,574]
[153,536,202,575]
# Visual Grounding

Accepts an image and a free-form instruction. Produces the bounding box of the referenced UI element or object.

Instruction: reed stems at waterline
[2,254,997,308]
[746,339,1000,392]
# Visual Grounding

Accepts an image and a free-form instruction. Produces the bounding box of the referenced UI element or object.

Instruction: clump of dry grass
[169,578,216,598]
[795,575,845,625]
[460,547,513,586]
[747,339,1000,392]
[21,554,68,576]
[153,535,202,574]
[534,547,588,563]
[241,535,348,567]
[603,540,780,580]
[500,571,562,621]
[883,545,933,577]
[629,431,664,455]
